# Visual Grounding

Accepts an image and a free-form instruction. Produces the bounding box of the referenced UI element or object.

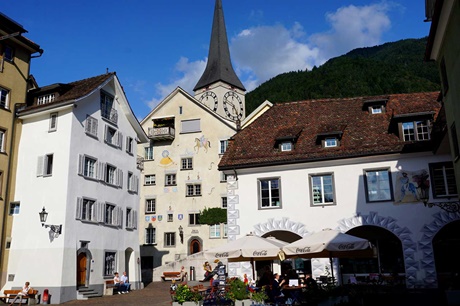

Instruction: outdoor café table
[282,285,304,304]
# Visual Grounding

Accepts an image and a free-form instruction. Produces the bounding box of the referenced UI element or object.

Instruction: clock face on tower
[199,91,218,111]
[223,91,243,121]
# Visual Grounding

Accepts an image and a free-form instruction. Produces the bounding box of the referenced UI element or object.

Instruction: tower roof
[193,0,245,92]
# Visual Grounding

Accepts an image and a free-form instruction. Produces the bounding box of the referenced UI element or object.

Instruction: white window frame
[145,198,156,214]
[145,174,156,185]
[258,178,281,209]
[145,227,156,244]
[36,154,54,177]
[144,145,154,160]
[104,203,122,227]
[105,164,118,186]
[371,106,383,114]
[78,154,100,180]
[104,125,123,148]
[104,251,116,276]
[401,120,431,141]
[186,183,201,197]
[49,112,58,132]
[219,139,229,154]
[430,162,458,198]
[324,138,338,148]
[0,87,10,109]
[281,142,292,152]
[164,232,176,247]
[363,169,393,202]
[165,174,176,186]
[85,115,98,137]
[126,208,137,229]
[209,224,221,238]
[310,173,335,206]
[126,136,134,154]
[127,172,139,193]
[0,129,5,153]
[181,157,193,170]
[220,172,228,183]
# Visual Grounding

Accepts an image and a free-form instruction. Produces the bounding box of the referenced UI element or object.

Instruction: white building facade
[219,92,459,289]
[4,73,148,303]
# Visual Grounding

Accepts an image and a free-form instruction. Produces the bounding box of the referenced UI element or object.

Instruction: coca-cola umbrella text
[204,234,287,279]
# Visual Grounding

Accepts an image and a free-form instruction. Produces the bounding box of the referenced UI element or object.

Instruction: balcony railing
[148,126,175,140]
[101,105,118,124]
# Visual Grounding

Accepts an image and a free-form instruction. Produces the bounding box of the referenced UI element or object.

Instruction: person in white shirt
[114,272,128,294]
[120,272,131,292]
[9,281,30,306]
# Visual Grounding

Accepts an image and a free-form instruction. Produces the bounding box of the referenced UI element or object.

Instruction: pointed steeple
[193,0,245,92]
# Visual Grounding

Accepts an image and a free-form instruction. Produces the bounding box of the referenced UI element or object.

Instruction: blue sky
[2,0,431,119]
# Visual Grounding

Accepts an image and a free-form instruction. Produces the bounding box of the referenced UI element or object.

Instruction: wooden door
[77,253,87,287]
[190,239,201,254]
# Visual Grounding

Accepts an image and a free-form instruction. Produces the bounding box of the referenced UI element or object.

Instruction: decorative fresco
[194,135,211,153]
[160,150,175,167]
[394,169,429,203]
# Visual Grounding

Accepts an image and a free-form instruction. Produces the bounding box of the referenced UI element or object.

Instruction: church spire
[193,0,245,92]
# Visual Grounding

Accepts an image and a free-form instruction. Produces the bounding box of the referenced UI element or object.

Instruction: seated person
[120,272,131,291]
[8,281,30,306]
[114,272,129,294]
[271,273,285,304]
[179,266,188,283]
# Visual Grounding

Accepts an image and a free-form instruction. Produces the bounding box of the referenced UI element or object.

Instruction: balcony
[148,126,175,140]
[101,105,118,124]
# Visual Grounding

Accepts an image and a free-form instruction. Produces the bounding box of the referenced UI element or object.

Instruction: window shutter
[97,202,104,223]
[118,169,123,188]
[181,119,201,133]
[78,154,85,175]
[117,206,123,228]
[135,175,139,193]
[97,162,105,181]
[36,156,44,177]
[126,136,130,151]
[92,118,98,135]
[118,132,123,149]
[76,197,83,220]
[103,203,108,224]
[133,210,137,229]
[104,125,109,143]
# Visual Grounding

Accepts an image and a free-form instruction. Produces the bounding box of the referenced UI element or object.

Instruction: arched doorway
[341,226,404,282]
[189,239,201,254]
[433,220,460,289]
[77,253,87,287]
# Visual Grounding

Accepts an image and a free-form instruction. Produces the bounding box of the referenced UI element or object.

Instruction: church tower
[194,0,246,122]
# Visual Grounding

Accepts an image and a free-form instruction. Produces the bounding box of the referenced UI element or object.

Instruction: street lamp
[39,207,62,235]
[178,225,184,244]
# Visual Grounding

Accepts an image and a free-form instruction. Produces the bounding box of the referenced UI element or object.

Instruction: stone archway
[419,211,460,288]
[337,212,418,288]
[253,217,310,238]
[76,248,93,287]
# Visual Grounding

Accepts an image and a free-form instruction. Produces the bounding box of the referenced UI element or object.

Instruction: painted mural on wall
[160,150,175,167]
[394,169,429,203]
[194,135,211,153]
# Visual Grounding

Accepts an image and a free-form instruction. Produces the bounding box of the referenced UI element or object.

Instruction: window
[104,203,121,226]
[364,169,393,202]
[105,125,122,148]
[36,154,53,177]
[75,198,98,222]
[210,224,221,238]
[167,213,173,222]
[181,119,200,133]
[126,136,134,154]
[281,142,292,152]
[186,184,201,196]
[145,198,156,214]
[146,227,156,244]
[310,174,335,205]
[401,121,430,141]
[128,172,139,193]
[223,223,228,238]
[0,129,5,152]
[85,115,98,137]
[165,174,176,186]
[38,94,55,105]
[189,213,200,225]
[78,155,98,179]
[181,157,193,170]
[165,232,176,247]
[371,106,383,114]
[258,178,281,208]
[126,208,137,229]
[0,87,9,109]
[145,145,154,160]
[324,138,338,148]
[451,123,460,160]
[105,164,117,185]
[101,91,117,123]
[9,202,20,215]
[221,197,227,209]
[219,140,229,154]
[3,45,14,62]
[220,172,228,183]
[104,251,116,276]
[145,174,156,185]
[49,113,58,132]
[430,162,458,198]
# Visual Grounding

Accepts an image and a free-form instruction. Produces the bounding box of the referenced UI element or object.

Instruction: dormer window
[363,98,387,114]
[37,93,55,105]
[280,142,292,152]
[324,137,338,148]
[402,120,430,141]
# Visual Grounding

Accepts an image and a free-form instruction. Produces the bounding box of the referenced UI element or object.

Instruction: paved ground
[62,281,176,306]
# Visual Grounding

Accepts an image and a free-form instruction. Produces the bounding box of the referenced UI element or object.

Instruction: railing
[148,126,175,140]
[101,105,118,124]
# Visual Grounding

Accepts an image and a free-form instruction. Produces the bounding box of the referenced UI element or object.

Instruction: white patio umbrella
[282,229,372,280]
[204,234,287,279]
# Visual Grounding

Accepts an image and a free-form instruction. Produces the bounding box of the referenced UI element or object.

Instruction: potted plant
[173,284,203,306]
[225,278,251,306]
[250,289,268,305]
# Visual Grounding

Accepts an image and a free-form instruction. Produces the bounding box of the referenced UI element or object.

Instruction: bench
[0,289,39,305]
[104,280,120,295]
[161,272,181,282]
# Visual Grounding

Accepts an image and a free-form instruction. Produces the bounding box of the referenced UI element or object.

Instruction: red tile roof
[219,92,441,170]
